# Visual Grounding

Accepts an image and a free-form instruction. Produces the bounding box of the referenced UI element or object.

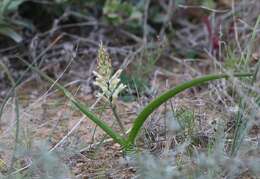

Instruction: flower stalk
[93,42,126,135]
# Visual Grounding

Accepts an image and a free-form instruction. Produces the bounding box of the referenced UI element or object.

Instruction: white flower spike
[93,42,126,103]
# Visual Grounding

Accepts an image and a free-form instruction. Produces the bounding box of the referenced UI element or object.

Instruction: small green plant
[103,0,142,31]
[20,44,252,153]
[229,15,260,156]
[0,0,33,42]
[174,108,196,137]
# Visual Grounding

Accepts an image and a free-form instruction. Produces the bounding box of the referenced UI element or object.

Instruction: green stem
[111,103,126,136]
[126,73,252,147]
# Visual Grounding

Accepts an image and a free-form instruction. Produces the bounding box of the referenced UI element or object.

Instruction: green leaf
[202,0,215,9]
[0,0,24,15]
[129,10,142,20]
[0,26,22,42]
[4,0,24,12]
[11,19,35,30]
[126,73,252,146]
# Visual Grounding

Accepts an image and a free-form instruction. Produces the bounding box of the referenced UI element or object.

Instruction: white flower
[93,43,126,103]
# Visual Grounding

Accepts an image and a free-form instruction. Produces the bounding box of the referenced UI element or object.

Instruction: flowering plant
[21,45,252,152]
[93,43,126,103]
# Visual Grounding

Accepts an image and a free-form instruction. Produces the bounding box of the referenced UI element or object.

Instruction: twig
[143,0,150,44]
[178,4,229,13]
